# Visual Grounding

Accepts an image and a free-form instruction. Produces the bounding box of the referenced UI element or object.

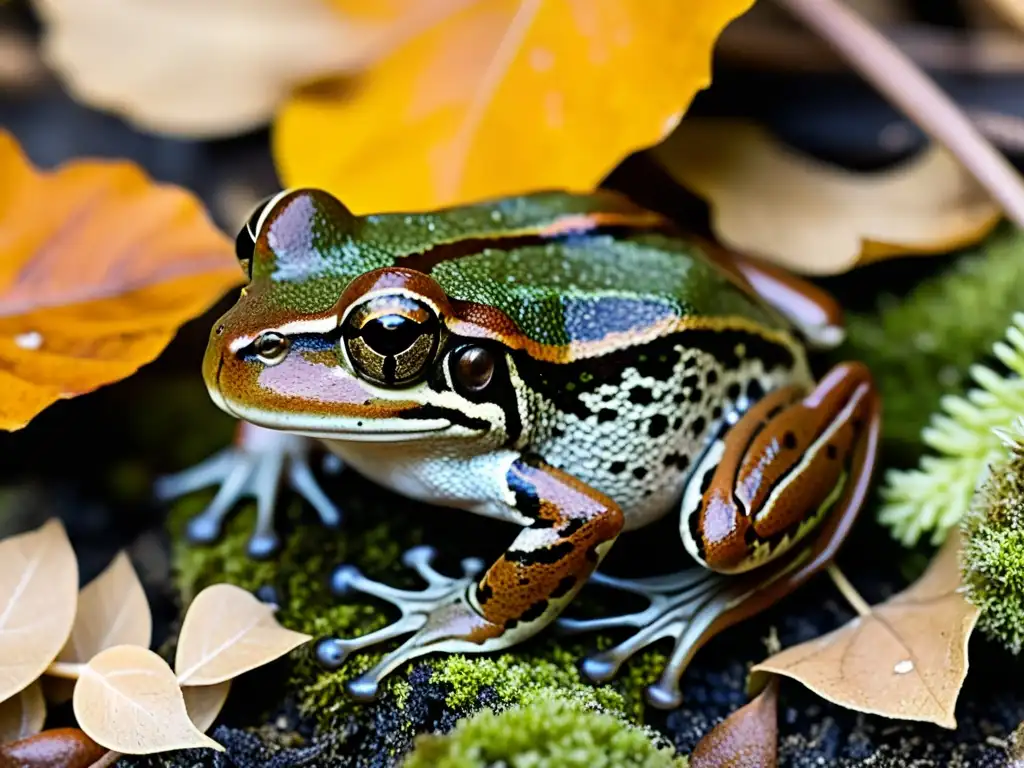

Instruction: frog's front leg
[317,455,624,701]
[561,361,879,708]
[155,421,341,558]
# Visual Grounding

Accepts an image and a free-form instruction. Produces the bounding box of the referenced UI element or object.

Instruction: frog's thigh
[471,455,625,641]
[681,362,875,574]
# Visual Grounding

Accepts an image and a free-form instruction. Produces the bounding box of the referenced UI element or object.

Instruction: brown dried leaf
[73,645,222,754]
[691,678,778,768]
[59,552,151,665]
[0,681,46,743]
[175,584,311,686]
[0,519,78,703]
[751,533,977,728]
[654,119,1001,275]
[182,682,231,733]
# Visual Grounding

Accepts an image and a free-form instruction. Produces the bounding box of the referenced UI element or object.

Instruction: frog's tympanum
[159,189,879,708]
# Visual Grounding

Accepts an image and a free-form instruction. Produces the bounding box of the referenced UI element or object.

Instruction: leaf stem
[773,0,1024,229]
[44,661,85,680]
[87,751,122,768]
[827,564,872,617]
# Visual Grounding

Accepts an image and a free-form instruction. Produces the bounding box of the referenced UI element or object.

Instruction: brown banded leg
[316,455,624,701]
[558,362,879,709]
[154,421,341,558]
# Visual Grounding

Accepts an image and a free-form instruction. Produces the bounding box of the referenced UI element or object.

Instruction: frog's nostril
[215,324,225,335]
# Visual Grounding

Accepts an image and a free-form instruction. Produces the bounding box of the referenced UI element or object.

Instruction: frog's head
[204,189,522,443]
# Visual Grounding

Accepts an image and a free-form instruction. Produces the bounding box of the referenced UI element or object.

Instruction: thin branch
[774,0,1024,230]
[87,751,123,768]
[827,564,872,617]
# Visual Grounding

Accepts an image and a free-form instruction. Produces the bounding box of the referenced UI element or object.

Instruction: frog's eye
[253,331,290,365]
[342,294,441,387]
[451,346,495,394]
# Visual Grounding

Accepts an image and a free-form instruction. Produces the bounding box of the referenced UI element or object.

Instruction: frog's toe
[329,564,365,597]
[247,530,282,560]
[345,678,380,702]
[186,514,223,544]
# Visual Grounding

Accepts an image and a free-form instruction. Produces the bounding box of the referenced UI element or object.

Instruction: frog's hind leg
[558,362,880,709]
[155,421,342,558]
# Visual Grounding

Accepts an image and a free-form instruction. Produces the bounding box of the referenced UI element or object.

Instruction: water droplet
[15,331,43,350]
[490,210,503,222]
[893,659,914,674]
[426,222,436,232]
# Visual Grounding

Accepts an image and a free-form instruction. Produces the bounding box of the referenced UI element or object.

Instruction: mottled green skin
[251,190,788,349]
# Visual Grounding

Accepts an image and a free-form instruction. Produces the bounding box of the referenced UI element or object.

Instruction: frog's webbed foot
[558,565,796,709]
[154,422,341,558]
[316,546,489,701]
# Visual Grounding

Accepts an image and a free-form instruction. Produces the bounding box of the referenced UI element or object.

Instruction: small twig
[44,661,85,679]
[774,0,1024,229]
[827,564,872,617]
[87,750,123,768]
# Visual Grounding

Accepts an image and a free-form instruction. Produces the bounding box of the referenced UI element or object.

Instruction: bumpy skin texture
[201,188,867,665]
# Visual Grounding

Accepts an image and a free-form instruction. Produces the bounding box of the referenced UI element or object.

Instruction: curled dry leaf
[0,728,105,768]
[0,519,78,703]
[751,532,977,728]
[32,0,394,137]
[175,584,311,686]
[653,119,1001,275]
[0,681,46,743]
[0,131,243,431]
[182,682,232,733]
[691,678,779,768]
[276,0,757,213]
[73,646,222,754]
[48,551,153,706]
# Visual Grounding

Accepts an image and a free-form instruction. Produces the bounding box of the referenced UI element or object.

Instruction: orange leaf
[0,131,244,431]
[750,533,978,729]
[275,0,756,213]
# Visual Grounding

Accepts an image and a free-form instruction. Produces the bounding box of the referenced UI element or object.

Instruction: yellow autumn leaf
[73,646,222,754]
[33,0,396,137]
[0,519,78,704]
[0,130,243,431]
[275,0,757,213]
[182,682,232,733]
[0,681,46,743]
[175,584,311,686]
[751,532,977,729]
[653,119,1002,275]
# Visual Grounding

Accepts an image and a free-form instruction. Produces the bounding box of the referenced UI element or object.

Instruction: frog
[158,187,879,708]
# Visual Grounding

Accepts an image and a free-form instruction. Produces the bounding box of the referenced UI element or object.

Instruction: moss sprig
[961,418,1024,653]
[403,694,687,768]
[879,312,1024,545]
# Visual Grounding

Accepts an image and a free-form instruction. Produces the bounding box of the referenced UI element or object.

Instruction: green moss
[841,225,1024,456]
[403,695,687,768]
[877,311,1024,546]
[168,489,422,724]
[961,419,1024,653]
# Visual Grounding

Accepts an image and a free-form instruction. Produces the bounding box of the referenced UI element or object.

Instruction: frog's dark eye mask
[342,294,441,387]
[234,193,281,278]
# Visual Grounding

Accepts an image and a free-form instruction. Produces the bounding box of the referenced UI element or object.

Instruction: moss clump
[961,419,1024,653]
[169,486,423,723]
[403,695,687,768]
[841,225,1024,456]
[878,311,1024,546]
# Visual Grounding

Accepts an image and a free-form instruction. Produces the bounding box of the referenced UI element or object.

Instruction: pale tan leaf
[58,552,152,665]
[0,681,46,742]
[175,584,310,686]
[73,645,222,754]
[32,0,397,138]
[182,681,231,733]
[654,119,1001,275]
[0,519,79,703]
[751,532,977,728]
